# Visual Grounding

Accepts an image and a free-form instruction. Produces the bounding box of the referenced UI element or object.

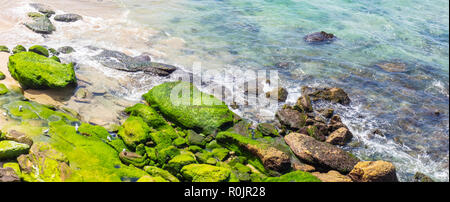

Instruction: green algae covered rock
[119,151,149,168]
[118,116,151,149]
[144,166,180,182]
[0,140,30,160]
[211,148,230,161]
[12,45,26,54]
[0,45,9,53]
[136,175,168,182]
[163,153,197,174]
[143,81,235,134]
[8,52,76,89]
[0,83,8,95]
[181,164,231,182]
[78,123,110,140]
[125,103,168,129]
[0,71,6,80]
[216,132,291,174]
[263,170,321,182]
[0,71,5,80]
[50,55,61,62]
[2,162,21,177]
[47,121,148,181]
[28,45,49,57]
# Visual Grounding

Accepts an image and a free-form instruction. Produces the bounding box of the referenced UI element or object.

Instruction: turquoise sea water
[120,0,449,181]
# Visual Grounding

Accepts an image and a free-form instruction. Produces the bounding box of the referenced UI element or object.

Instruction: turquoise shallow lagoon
[123,0,449,181]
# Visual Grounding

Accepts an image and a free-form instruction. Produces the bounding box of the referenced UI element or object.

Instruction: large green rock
[181,164,231,182]
[117,116,151,149]
[8,52,76,89]
[143,81,235,134]
[263,170,321,182]
[0,140,30,160]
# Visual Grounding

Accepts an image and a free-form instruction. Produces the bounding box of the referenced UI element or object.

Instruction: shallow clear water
[122,0,449,181]
[0,0,448,181]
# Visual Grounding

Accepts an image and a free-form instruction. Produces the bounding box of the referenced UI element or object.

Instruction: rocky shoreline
[0,3,436,182]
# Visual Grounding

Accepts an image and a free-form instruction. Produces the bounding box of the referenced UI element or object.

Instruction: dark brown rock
[304,31,336,43]
[284,133,359,174]
[275,106,308,131]
[302,86,351,105]
[294,94,313,112]
[326,127,353,145]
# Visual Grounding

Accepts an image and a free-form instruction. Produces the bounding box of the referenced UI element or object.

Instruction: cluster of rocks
[25,3,82,34]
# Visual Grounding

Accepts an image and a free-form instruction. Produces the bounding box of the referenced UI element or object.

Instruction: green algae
[8,52,76,89]
[263,170,321,182]
[142,81,235,134]
[181,164,231,182]
[117,116,151,150]
[28,45,49,57]
[0,84,8,95]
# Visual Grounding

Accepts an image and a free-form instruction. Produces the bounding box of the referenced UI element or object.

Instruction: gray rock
[54,14,83,22]
[24,16,56,34]
[275,106,307,131]
[284,133,359,174]
[57,46,75,54]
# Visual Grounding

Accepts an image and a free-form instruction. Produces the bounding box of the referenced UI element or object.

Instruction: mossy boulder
[125,103,168,129]
[173,137,187,147]
[181,164,231,182]
[24,16,56,34]
[0,45,9,53]
[8,52,76,89]
[257,123,279,137]
[211,148,230,161]
[163,153,197,174]
[216,132,291,173]
[50,56,61,62]
[78,123,110,140]
[143,166,180,182]
[0,140,30,160]
[117,116,151,149]
[0,71,5,80]
[263,170,321,182]
[0,84,8,95]
[143,81,235,134]
[28,45,49,57]
[12,45,27,54]
[186,130,207,147]
[156,145,180,165]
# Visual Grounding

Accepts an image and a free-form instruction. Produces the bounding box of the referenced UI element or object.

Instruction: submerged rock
[57,46,75,54]
[0,167,20,182]
[143,81,235,134]
[348,161,398,182]
[304,31,336,43]
[24,16,56,34]
[0,140,30,160]
[8,52,76,89]
[54,14,83,22]
[301,86,351,105]
[284,133,359,174]
[94,49,176,76]
[376,62,407,73]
